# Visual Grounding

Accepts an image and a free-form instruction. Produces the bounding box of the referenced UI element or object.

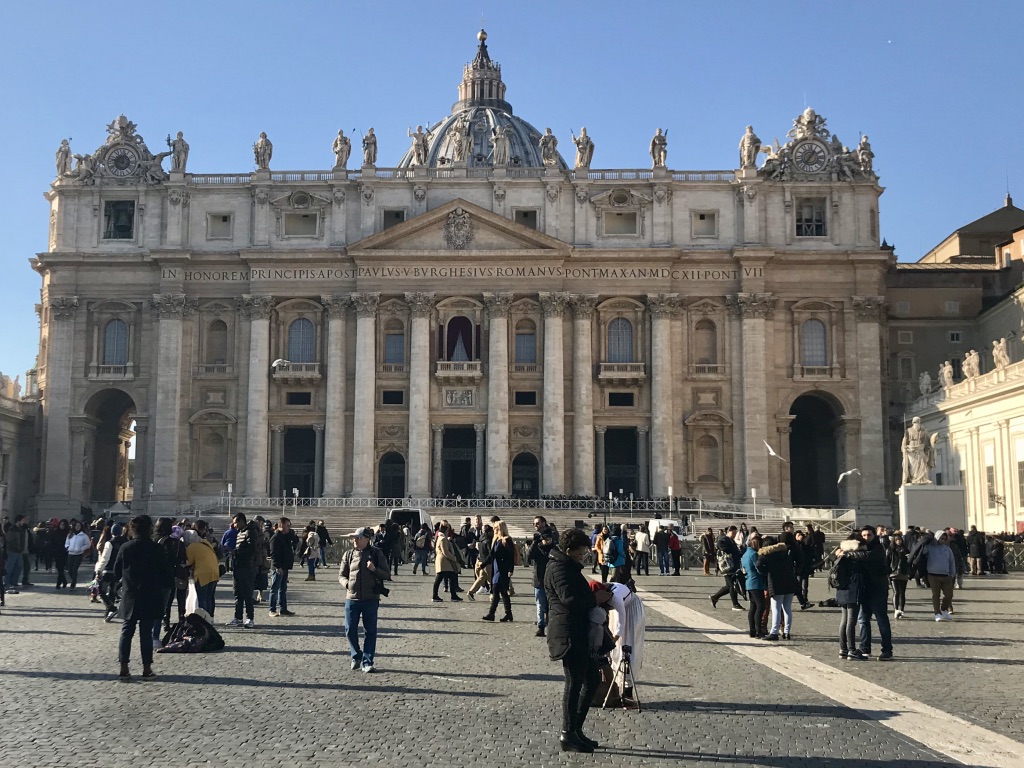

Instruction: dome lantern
[453,28,511,113]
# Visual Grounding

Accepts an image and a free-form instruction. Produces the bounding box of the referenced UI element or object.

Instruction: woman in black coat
[114,515,171,679]
[543,528,600,754]
[755,536,801,641]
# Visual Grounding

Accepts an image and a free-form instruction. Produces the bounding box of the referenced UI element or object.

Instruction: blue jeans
[307,556,318,577]
[319,546,327,566]
[5,554,22,589]
[658,550,670,574]
[770,593,794,635]
[535,587,549,629]
[195,581,217,616]
[119,617,155,666]
[412,550,429,574]
[269,569,288,611]
[857,590,893,656]
[345,598,380,664]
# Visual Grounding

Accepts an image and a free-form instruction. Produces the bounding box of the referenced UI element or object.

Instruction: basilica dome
[396,30,568,170]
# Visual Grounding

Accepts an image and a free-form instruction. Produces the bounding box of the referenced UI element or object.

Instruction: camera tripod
[602,645,641,712]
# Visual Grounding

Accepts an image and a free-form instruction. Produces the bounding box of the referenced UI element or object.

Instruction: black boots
[559,731,593,753]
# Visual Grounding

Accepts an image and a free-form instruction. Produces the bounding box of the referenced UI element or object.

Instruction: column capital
[595,425,607,434]
[270,424,286,434]
[646,293,681,317]
[482,292,513,318]
[569,294,599,318]
[312,424,325,433]
[47,295,80,321]
[405,292,436,317]
[851,295,886,322]
[351,292,380,318]
[727,292,775,319]
[539,291,570,317]
[637,425,650,435]
[321,294,351,318]
[474,422,487,434]
[150,293,198,319]
[432,423,446,434]
[237,294,275,320]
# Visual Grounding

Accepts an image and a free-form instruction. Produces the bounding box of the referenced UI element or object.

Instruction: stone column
[40,297,79,516]
[474,423,486,497]
[637,426,650,498]
[321,295,350,497]
[132,418,149,504]
[270,425,285,498]
[432,424,445,497]
[728,293,775,503]
[483,293,513,496]
[570,295,598,497]
[540,293,569,495]
[851,296,891,525]
[150,293,197,509]
[647,294,679,497]
[595,426,607,497]
[350,293,380,497]
[240,295,275,496]
[313,424,325,498]
[406,292,435,497]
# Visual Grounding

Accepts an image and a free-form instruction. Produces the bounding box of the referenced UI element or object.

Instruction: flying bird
[837,468,861,485]
[763,439,789,463]
[271,358,291,367]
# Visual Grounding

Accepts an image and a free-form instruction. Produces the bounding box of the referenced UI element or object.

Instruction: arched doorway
[788,394,841,507]
[378,452,406,498]
[84,389,137,506]
[511,452,539,499]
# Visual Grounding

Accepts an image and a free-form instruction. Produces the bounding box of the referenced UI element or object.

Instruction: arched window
[696,434,720,482]
[800,319,827,367]
[205,320,228,365]
[202,432,226,479]
[384,318,405,364]
[446,316,473,361]
[102,319,128,366]
[515,319,537,364]
[607,318,634,363]
[287,318,316,363]
[694,319,717,365]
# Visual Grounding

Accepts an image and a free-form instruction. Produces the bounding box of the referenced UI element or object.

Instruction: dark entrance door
[442,427,475,498]
[281,427,315,498]
[605,427,639,498]
[511,453,539,499]
[378,452,406,498]
[789,395,840,506]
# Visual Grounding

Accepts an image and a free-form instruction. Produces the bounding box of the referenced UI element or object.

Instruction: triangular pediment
[349,198,569,255]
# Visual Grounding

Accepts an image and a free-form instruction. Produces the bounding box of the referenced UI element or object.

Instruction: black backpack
[828,556,853,590]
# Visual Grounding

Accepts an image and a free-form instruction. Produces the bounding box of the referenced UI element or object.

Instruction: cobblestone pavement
[1,563,1022,768]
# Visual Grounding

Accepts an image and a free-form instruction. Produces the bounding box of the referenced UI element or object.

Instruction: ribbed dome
[396,30,568,170]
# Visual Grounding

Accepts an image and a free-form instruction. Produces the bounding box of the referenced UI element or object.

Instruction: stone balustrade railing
[908,357,1024,415]
[182,168,737,185]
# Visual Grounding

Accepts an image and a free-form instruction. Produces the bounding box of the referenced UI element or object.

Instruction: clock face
[106,145,139,177]
[793,141,827,173]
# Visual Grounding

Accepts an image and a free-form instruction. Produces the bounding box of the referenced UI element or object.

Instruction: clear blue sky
[1,0,1021,378]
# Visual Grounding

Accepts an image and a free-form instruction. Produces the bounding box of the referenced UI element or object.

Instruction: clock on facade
[105,145,139,177]
[792,140,827,173]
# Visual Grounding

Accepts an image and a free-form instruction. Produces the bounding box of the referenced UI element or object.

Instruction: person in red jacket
[669,525,683,576]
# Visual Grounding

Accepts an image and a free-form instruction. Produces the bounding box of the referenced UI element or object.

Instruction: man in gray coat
[339,526,391,673]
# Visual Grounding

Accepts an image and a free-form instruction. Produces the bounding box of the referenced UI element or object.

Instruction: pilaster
[539,292,569,495]
[570,295,598,496]
[350,292,380,496]
[647,293,680,496]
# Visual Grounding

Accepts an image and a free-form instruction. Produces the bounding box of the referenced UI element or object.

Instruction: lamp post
[668,484,673,521]
[226,482,232,519]
[751,487,757,519]
[293,487,299,516]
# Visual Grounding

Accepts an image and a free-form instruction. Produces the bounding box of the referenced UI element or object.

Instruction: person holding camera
[527,518,556,637]
[339,526,391,673]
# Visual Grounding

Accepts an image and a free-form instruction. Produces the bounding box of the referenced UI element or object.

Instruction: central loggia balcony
[598,362,646,384]
[435,360,483,384]
[272,362,321,383]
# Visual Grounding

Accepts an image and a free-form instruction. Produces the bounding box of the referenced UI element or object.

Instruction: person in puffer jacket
[755,536,800,641]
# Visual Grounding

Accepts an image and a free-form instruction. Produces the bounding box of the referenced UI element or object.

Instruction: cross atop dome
[454,28,512,113]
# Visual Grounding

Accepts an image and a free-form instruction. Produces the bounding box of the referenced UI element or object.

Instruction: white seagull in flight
[763,439,789,462]
[837,468,861,485]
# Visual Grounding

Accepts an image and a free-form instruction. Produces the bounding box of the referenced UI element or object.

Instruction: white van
[646,519,685,540]
[386,507,433,531]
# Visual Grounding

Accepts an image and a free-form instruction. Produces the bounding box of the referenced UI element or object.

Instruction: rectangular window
[207,213,233,239]
[895,301,910,316]
[283,213,318,237]
[944,300,960,315]
[604,212,638,235]
[384,333,405,364]
[608,392,635,407]
[897,356,914,381]
[958,469,966,487]
[515,209,538,229]
[514,390,537,406]
[897,331,913,345]
[951,358,963,379]
[382,209,406,229]
[935,472,943,486]
[382,390,404,405]
[515,332,536,364]
[948,331,962,343]
[691,210,718,238]
[986,465,996,508]
[795,199,826,237]
[286,391,312,406]
[103,201,135,240]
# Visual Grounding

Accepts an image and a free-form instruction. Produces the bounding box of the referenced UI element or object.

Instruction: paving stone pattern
[1,562,1020,767]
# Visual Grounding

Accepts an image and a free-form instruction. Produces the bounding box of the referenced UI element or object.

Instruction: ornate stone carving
[55,139,72,177]
[253,132,273,170]
[48,296,79,321]
[539,292,570,317]
[741,185,757,202]
[405,292,436,317]
[321,294,351,318]
[569,294,599,318]
[474,422,486,434]
[650,128,667,168]
[350,292,380,318]
[490,125,511,167]
[850,295,885,322]
[483,292,513,318]
[360,184,374,205]
[408,125,431,166]
[539,128,559,166]
[413,184,427,202]
[647,293,681,316]
[788,108,831,142]
[48,210,57,250]
[739,126,761,169]
[332,188,346,207]
[332,130,351,169]
[962,349,981,379]
[236,295,275,320]
[654,185,672,204]
[150,293,198,319]
[252,188,269,206]
[727,293,775,319]
[575,186,589,206]
[512,425,537,438]
[168,188,190,207]
[901,416,934,485]
[377,424,407,439]
[443,207,474,250]
[493,184,506,203]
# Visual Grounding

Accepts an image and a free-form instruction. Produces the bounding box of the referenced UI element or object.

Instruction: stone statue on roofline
[362,128,377,165]
[650,128,668,168]
[332,130,351,169]
[992,338,1010,370]
[539,128,558,167]
[739,126,760,169]
[572,127,594,169]
[253,132,273,170]
[167,131,189,171]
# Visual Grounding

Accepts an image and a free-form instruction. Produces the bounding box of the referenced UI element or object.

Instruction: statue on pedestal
[490,125,510,166]
[332,130,351,169]
[408,125,430,166]
[650,128,668,168]
[572,127,594,169]
[539,128,558,166]
[167,131,189,171]
[55,139,72,177]
[992,338,1010,370]
[253,132,273,170]
[962,349,981,379]
[449,115,470,162]
[362,128,377,165]
[938,360,954,388]
[857,135,874,175]
[918,370,932,396]
[739,125,761,169]
[901,416,934,485]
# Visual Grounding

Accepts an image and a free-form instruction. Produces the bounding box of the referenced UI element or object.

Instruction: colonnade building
[32,32,893,522]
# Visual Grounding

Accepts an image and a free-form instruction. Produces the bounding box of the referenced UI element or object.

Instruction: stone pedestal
[897,485,967,532]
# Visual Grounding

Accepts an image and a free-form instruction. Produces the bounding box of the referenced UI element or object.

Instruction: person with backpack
[96,522,127,621]
[411,523,432,575]
[157,522,189,632]
[603,525,628,584]
[710,526,743,610]
[339,526,391,673]
[834,532,865,659]
[227,518,259,628]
